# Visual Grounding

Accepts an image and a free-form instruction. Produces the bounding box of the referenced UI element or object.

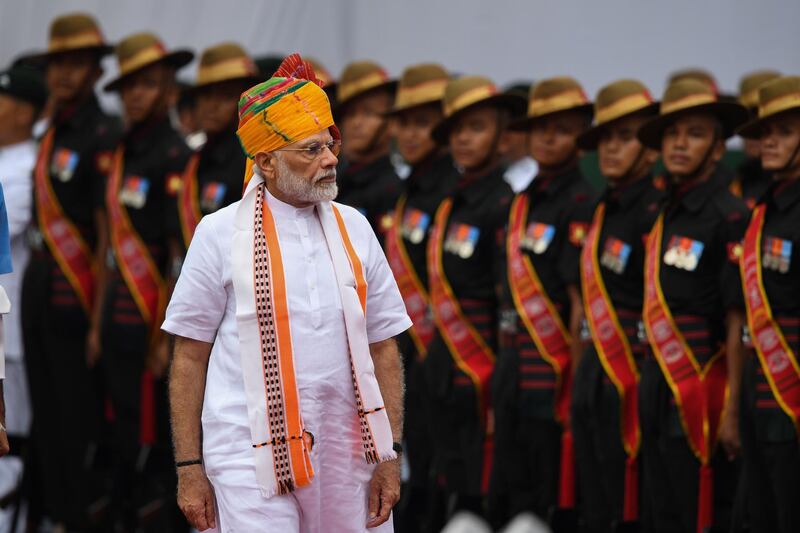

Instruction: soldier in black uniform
[335,61,402,244]
[731,70,781,209]
[95,33,192,531]
[735,76,800,533]
[383,63,457,533]
[175,43,259,252]
[20,13,121,530]
[491,77,596,530]
[570,79,662,533]
[636,79,750,533]
[423,75,524,527]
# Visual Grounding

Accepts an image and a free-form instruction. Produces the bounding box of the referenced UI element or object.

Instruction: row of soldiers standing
[1,10,798,533]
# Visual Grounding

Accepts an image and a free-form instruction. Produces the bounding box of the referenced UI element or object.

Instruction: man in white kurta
[163,57,411,532]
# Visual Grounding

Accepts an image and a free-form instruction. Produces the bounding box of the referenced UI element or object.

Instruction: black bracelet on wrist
[392,442,403,454]
[176,458,203,468]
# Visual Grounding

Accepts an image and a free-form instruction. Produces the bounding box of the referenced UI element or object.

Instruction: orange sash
[741,204,800,432]
[643,214,728,533]
[427,198,495,492]
[178,153,201,248]
[107,147,168,444]
[386,195,435,356]
[34,128,96,313]
[507,193,576,508]
[580,202,641,521]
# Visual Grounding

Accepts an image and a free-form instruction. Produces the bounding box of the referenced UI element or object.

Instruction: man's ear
[711,138,726,163]
[254,152,278,180]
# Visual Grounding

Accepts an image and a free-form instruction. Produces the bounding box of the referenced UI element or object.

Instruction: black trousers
[572,345,636,533]
[21,254,103,528]
[740,357,800,533]
[638,357,739,533]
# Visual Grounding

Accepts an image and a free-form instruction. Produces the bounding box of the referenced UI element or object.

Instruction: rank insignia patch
[200,182,227,212]
[401,208,431,245]
[50,148,79,182]
[119,176,150,209]
[444,223,480,259]
[521,222,555,254]
[663,235,704,271]
[600,236,632,274]
[569,222,589,246]
[166,173,183,196]
[763,236,792,274]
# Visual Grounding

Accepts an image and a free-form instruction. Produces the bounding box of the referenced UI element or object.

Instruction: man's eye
[306,144,322,155]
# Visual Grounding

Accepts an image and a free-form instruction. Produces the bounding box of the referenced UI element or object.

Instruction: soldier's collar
[456,163,505,205]
[204,129,241,164]
[672,167,724,213]
[604,173,652,209]
[55,94,101,130]
[529,164,582,197]
[771,176,800,212]
[342,153,393,184]
[124,116,173,154]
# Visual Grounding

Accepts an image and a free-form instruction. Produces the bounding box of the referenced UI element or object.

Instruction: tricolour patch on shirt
[401,208,431,245]
[119,176,150,209]
[444,222,480,259]
[663,235,704,271]
[763,236,792,274]
[201,182,227,212]
[521,221,555,254]
[600,236,632,275]
[50,148,79,183]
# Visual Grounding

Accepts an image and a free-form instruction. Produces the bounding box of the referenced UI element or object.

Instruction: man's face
[759,112,800,175]
[448,105,502,172]
[528,110,586,169]
[267,130,339,205]
[120,63,172,125]
[597,114,654,180]
[743,138,762,159]
[392,104,441,166]
[46,50,99,104]
[661,113,723,178]
[196,80,246,135]
[501,129,529,163]
[0,94,34,145]
[340,89,392,160]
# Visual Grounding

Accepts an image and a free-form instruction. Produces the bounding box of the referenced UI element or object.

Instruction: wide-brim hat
[577,79,659,150]
[0,66,48,108]
[637,79,749,150]
[737,76,800,139]
[104,32,194,92]
[384,63,449,116]
[668,68,719,95]
[738,69,782,110]
[431,75,527,144]
[186,42,260,94]
[509,76,593,131]
[334,60,397,114]
[27,13,113,61]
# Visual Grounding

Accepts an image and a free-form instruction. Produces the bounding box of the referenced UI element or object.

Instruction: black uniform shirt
[336,154,403,243]
[735,156,772,210]
[195,130,246,216]
[597,175,664,311]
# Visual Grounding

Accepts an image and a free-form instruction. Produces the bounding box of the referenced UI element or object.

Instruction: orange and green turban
[237,54,340,186]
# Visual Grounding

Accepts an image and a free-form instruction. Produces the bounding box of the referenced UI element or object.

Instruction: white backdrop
[1,0,798,103]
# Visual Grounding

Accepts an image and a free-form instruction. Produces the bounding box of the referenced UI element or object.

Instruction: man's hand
[718,409,741,460]
[367,459,401,528]
[177,466,216,531]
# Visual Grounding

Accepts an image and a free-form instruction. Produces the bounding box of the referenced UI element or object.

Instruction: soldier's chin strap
[775,136,800,175]
[676,131,720,183]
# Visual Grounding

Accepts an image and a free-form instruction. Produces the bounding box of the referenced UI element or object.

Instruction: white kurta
[503,155,538,193]
[162,188,412,533]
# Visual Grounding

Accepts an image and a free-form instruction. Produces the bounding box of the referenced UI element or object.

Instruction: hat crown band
[528,89,588,117]
[595,92,653,125]
[197,56,257,86]
[118,43,168,77]
[337,71,390,104]
[759,91,800,119]
[660,92,716,115]
[48,28,105,52]
[444,84,497,118]
[395,78,447,110]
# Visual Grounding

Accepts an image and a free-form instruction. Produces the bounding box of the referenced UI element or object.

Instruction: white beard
[274,155,338,204]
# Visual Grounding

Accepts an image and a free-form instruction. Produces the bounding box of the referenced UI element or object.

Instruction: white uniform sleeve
[162,217,226,343]
[363,228,412,344]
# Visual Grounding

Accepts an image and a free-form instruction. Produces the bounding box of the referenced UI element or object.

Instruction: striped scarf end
[277,479,296,495]
[364,450,380,464]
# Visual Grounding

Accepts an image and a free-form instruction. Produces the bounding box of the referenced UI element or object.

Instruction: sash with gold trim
[107,147,168,445]
[427,198,495,492]
[741,204,800,432]
[34,128,96,313]
[178,153,201,248]
[580,202,641,520]
[643,214,728,533]
[507,193,576,508]
[386,195,436,356]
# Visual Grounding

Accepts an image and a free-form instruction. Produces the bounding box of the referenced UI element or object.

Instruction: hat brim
[737,106,800,139]
[576,102,660,150]
[637,101,750,150]
[431,93,527,145]
[24,44,114,63]
[103,49,195,92]
[508,103,595,132]
[333,80,398,118]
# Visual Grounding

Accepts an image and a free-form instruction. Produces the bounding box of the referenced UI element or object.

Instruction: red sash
[107,147,168,444]
[178,153,201,248]
[34,128,96,313]
[741,204,800,432]
[506,194,575,508]
[386,195,436,356]
[643,214,728,533]
[427,198,495,492]
[580,202,641,520]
